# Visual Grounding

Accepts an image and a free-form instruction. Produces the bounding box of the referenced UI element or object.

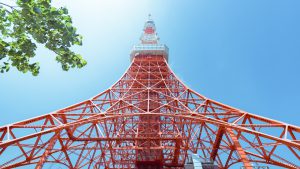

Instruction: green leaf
[0,55,5,60]
[62,64,69,71]
[61,7,68,14]
[33,7,41,14]
[0,1,86,76]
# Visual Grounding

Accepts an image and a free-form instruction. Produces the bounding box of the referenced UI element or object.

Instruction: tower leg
[210,127,224,161]
[227,128,252,169]
[35,133,58,169]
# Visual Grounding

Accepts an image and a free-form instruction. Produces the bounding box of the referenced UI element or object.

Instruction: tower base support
[184,154,218,169]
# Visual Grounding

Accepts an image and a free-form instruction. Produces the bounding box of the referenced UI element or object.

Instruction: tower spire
[141,14,159,44]
[130,15,169,62]
[148,13,152,21]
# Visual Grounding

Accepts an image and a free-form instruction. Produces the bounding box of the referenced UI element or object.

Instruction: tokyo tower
[0,16,299,169]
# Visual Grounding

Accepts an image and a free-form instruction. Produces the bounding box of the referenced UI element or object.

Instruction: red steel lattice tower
[0,16,300,169]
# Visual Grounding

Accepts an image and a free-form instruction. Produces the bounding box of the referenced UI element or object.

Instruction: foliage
[0,0,86,76]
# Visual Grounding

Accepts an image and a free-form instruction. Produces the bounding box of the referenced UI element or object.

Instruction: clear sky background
[0,1,299,166]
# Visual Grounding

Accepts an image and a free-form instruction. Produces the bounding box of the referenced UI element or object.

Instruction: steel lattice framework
[0,16,300,169]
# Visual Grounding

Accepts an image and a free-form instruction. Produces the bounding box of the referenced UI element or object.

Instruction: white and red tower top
[130,14,169,62]
[140,14,159,44]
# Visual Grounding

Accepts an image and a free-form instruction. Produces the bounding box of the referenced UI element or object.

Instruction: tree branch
[0,2,18,10]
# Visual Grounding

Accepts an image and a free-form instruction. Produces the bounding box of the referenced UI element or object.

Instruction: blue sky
[0,0,299,157]
[1,0,299,126]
